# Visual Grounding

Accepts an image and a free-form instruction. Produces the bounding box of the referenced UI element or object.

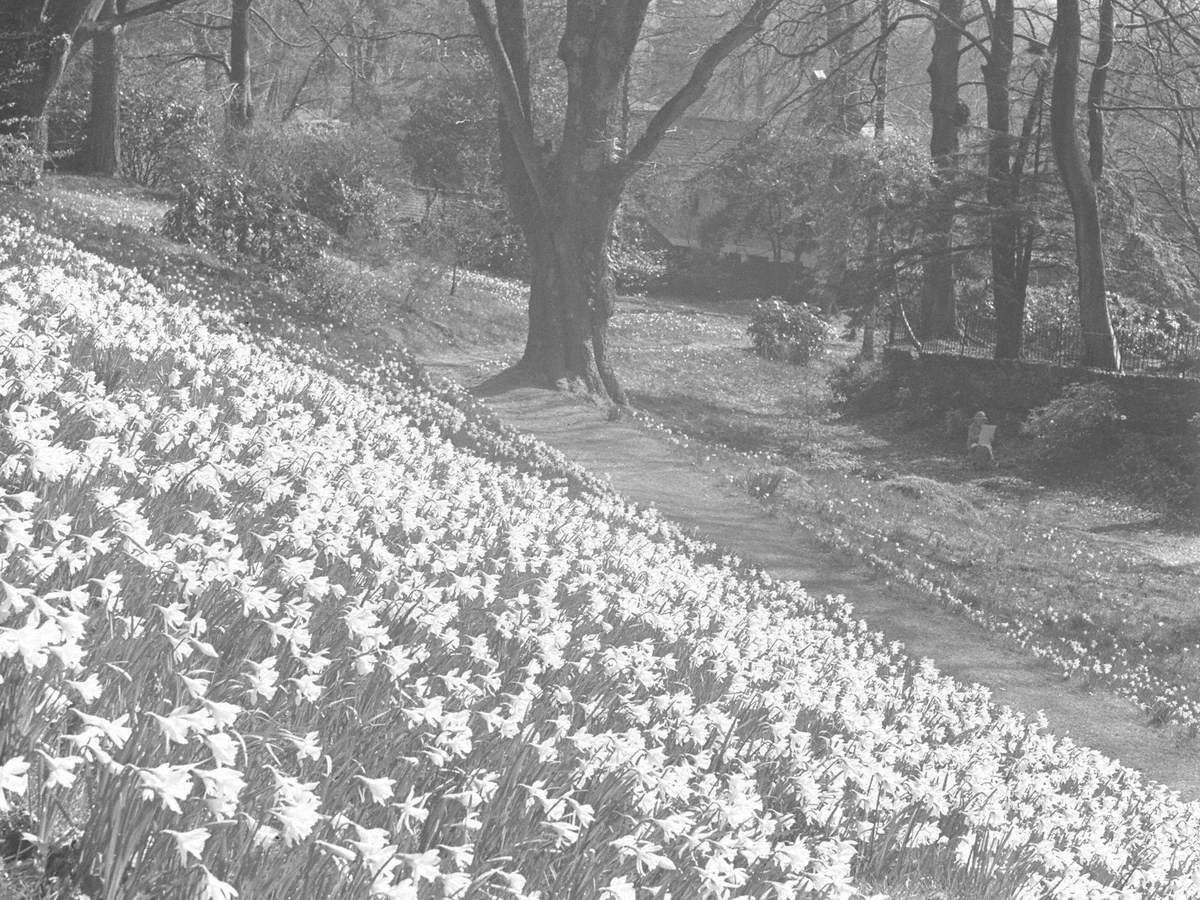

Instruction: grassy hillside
[1,218,1199,899]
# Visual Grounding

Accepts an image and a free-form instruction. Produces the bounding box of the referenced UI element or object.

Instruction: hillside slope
[2,219,1200,899]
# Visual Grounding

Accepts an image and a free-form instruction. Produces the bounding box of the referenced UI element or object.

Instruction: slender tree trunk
[1051,0,1120,370]
[85,0,122,175]
[1086,0,1114,182]
[984,0,1022,359]
[921,0,963,339]
[1011,39,1054,309]
[861,0,889,359]
[873,0,888,139]
[228,0,253,129]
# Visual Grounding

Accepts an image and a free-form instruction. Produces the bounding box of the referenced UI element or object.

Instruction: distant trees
[5,0,1198,381]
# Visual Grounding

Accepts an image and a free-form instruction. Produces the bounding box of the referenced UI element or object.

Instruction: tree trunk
[1051,0,1120,370]
[84,0,122,176]
[984,0,1022,359]
[873,0,888,139]
[1086,0,1113,182]
[0,0,98,154]
[228,0,253,129]
[921,0,963,339]
[861,0,888,359]
[470,0,776,403]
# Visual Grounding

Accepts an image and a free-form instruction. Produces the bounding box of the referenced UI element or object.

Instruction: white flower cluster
[1,218,1199,900]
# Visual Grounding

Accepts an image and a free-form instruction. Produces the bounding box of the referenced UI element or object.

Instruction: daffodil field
[2,217,1200,900]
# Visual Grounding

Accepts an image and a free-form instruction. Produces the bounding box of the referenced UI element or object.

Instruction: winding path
[427,369,1200,801]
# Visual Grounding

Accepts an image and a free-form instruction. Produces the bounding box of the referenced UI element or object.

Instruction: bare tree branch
[617,0,779,179]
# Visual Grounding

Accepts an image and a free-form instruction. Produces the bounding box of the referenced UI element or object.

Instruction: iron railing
[888,310,1200,377]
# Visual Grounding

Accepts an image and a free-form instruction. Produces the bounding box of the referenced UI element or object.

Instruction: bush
[161,169,329,272]
[748,298,830,365]
[827,356,890,411]
[1021,382,1124,460]
[299,169,396,238]
[404,199,527,279]
[121,90,211,188]
[610,211,667,293]
[0,132,41,186]
[291,255,392,327]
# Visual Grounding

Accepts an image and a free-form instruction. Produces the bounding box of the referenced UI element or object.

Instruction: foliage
[748,298,831,365]
[698,130,931,309]
[290,255,391,327]
[161,168,329,272]
[402,62,498,193]
[609,209,667,293]
[747,468,786,499]
[403,199,528,280]
[218,123,407,242]
[120,90,212,188]
[1021,382,1124,460]
[6,217,1200,898]
[827,356,890,411]
[0,132,41,186]
[1109,294,1200,372]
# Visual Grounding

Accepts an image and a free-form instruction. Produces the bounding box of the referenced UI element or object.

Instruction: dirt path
[425,374,1200,800]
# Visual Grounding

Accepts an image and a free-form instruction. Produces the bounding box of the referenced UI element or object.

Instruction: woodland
[5,3,1200,900]
[2,0,1200,400]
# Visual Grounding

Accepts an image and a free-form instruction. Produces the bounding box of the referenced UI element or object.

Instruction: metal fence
[888,310,1200,377]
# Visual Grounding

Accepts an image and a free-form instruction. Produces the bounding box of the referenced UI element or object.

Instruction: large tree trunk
[0,0,99,153]
[228,0,253,129]
[471,0,776,403]
[921,0,963,339]
[84,0,122,175]
[1052,0,1119,370]
[984,0,1022,359]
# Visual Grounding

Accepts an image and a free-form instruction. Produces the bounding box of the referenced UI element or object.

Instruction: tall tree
[229,0,254,128]
[1085,0,1113,181]
[921,0,964,339]
[84,0,124,175]
[1051,0,1120,369]
[860,0,890,359]
[982,0,1020,357]
[468,0,779,403]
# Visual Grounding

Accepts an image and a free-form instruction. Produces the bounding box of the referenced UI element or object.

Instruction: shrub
[161,169,329,271]
[1021,382,1124,460]
[121,90,211,188]
[747,468,786,499]
[291,255,391,327]
[610,211,667,294]
[0,132,42,186]
[748,298,830,365]
[404,199,527,279]
[299,169,396,238]
[827,356,890,411]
